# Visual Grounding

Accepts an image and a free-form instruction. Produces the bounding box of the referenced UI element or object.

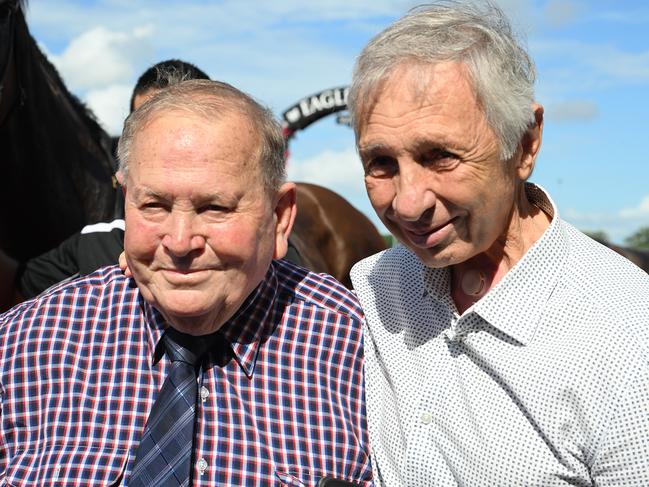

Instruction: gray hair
[117,79,286,191]
[348,0,536,161]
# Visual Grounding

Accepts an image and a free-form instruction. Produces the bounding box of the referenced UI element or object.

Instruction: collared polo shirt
[1,259,372,486]
[351,184,649,486]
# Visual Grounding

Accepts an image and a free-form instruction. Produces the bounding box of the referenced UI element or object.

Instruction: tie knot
[162,328,223,367]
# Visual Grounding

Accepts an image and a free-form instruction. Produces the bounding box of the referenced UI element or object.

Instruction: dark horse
[0,0,118,262]
[292,182,386,288]
[0,0,386,289]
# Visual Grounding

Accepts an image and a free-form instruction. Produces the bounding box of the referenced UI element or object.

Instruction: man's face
[358,61,526,268]
[121,110,288,335]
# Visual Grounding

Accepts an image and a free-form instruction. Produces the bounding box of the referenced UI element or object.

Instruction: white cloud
[85,84,132,135]
[564,195,649,243]
[287,146,386,232]
[619,195,649,219]
[29,0,418,33]
[287,147,365,194]
[545,100,598,122]
[532,40,649,85]
[587,47,649,83]
[594,8,649,24]
[543,0,585,27]
[48,25,155,92]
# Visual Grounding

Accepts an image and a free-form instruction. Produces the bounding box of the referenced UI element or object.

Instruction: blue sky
[25,0,649,244]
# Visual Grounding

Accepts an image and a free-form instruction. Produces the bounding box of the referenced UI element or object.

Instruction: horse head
[0,0,118,261]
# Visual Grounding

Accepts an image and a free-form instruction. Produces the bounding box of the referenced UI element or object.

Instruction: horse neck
[14,18,115,169]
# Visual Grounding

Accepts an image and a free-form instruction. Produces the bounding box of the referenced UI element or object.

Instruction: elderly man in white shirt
[347,1,649,486]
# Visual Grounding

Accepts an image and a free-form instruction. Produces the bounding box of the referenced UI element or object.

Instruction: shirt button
[200,386,210,402]
[197,457,208,475]
[420,412,432,425]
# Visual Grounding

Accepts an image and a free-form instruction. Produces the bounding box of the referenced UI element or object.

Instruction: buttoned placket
[194,366,210,483]
[406,308,482,485]
[406,336,446,486]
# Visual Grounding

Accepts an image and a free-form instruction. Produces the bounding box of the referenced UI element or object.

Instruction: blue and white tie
[129,329,221,486]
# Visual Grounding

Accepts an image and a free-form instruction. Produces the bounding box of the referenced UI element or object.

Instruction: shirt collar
[423,183,568,345]
[216,263,279,378]
[142,263,279,375]
[139,295,167,365]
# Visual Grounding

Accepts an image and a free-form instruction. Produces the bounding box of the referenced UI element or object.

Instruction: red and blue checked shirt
[0,260,372,486]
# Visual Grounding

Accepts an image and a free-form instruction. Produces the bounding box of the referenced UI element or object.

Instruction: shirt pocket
[4,445,129,486]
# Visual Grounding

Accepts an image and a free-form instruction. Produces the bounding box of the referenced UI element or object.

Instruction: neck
[451,185,550,313]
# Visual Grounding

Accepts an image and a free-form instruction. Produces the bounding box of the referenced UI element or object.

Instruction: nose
[392,162,436,222]
[161,211,205,257]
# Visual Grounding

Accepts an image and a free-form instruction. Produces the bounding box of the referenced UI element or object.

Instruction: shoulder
[1,266,135,338]
[557,221,649,354]
[352,245,420,279]
[77,219,124,273]
[561,221,649,297]
[272,259,364,322]
[351,245,424,299]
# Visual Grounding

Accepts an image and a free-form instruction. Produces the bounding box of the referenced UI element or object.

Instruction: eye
[364,155,398,178]
[421,148,460,170]
[199,204,230,214]
[140,201,168,212]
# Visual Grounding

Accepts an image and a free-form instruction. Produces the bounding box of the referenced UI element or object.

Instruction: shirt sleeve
[591,360,649,485]
[0,391,5,481]
[16,232,82,299]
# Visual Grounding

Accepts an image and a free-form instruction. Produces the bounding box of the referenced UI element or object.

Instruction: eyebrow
[132,187,170,201]
[359,136,460,157]
[358,143,387,159]
[131,186,231,205]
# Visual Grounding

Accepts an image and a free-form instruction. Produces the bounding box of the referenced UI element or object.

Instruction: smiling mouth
[159,268,213,282]
[401,217,457,247]
[164,268,207,274]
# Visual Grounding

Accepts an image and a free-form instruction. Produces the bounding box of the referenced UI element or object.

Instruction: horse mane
[7,1,110,139]
[38,50,114,145]
[17,18,114,148]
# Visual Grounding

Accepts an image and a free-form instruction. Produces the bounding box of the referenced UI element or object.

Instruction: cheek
[208,220,269,259]
[124,216,160,257]
[365,179,393,211]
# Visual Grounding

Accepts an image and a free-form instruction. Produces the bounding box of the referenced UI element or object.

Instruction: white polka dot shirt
[351,184,649,486]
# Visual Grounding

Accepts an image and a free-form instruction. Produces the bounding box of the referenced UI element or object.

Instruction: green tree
[624,226,649,250]
[382,234,395,248]
[583,230,609,243]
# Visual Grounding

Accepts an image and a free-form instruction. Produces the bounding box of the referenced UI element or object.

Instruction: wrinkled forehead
[133,106,259,147]
[355,60,474,136]
[129,108,263,176]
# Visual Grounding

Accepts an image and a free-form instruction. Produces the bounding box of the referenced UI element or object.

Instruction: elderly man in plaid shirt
[0,80,372,486]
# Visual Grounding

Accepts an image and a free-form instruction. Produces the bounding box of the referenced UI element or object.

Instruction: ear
[115,170,128,198]
[272,182,297,260]
[516,103,544,181]
[116,170,126,188]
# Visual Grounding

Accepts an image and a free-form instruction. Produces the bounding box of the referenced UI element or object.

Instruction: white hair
[349,0,536,161]
[117,79,286,191]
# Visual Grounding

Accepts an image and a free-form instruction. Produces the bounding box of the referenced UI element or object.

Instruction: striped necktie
[129,328,222,486]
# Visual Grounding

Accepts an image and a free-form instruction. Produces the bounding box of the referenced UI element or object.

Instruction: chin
[412,243,465,269]
[158,292,223,318]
